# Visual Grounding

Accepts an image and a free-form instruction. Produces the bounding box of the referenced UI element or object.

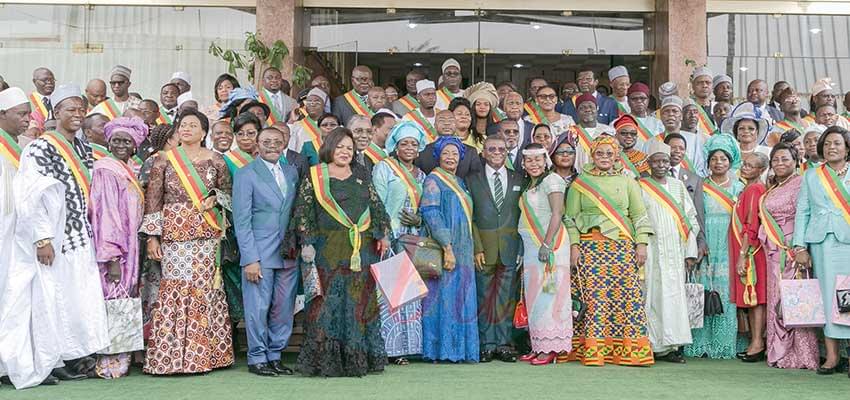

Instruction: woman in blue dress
[420,136,479,362]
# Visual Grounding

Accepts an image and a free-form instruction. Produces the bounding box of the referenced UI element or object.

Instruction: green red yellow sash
[310,164,372,271]
[616,101,628,117]
[633,116,654,142]
[491,107,508,124]
[815,164,850,227]
[101,156,144,203]
[300,116,323,149]
[223,149,253,170]
[363,142,387,164]
[800,160,819,173]
[90,143,110,160]
[775,118,805,133]
[29,92,49,119]
[258,89,286,125]
[523,101,550,125]
[573,125,594,154]
[680,156,695,174]
[758,191,792,271]
[165,147,224,232]
[383,157,422,210]
[519,189,567,292]
[431,167,473,235]
[620,151,640,177]
[398,94,419,114]
[43,131,92,202]
[156,106,173,125]
[0,128,22,169]
[437,87,458,108]
[803,115,815,124]
[731,197,760,306]
[343,90,374,117]
[130,155,143,171]
[703,178,736,213]
[639,177,692,240]
[571,175,634,240]
[93,98,122,120]
[694,102,716,136]
[404,109,438,143]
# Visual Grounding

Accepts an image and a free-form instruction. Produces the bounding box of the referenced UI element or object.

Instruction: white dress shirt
[485,164,507,203]
[262,158,286,195]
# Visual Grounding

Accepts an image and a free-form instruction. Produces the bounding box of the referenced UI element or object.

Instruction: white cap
[307,87,328,103]
[692,66,713,80]
[51,83,83,108]
[646,140,671,157]
[660,95,684,110]
[442,58,460,73]
[607,65,628,81]
[0,87,29,111]
[177,91,194,107]
[416,79,436,94]
[170,71,192,85]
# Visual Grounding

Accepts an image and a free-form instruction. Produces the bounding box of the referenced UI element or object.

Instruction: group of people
[1,58,850,390]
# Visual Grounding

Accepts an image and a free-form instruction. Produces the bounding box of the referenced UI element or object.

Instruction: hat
[613,114,638,132]
[691,66,713,80]
[177,91,194,107]
[219,86,259,118]
[575,92,596,107]
[658,81,679,99]
[170,71,192,85]
[50,83,83,108]
[104,116,148,147]
[0,87,28,111]
[682,97,698,109]
[385,121,426,153]
[442,58,461,73]
[660,95,683,110]
[811,78,834,96]
[704,132,741,170]
[646,140,671,157]
[776,86,797,104]
[110,65,131,80]
[464,82,498,108]
[803,124,825,138]
[627,82,649,96]
[608,65,629,81]
[712,74,732,90]
[720,102,769,144]
[432,136,465,161]
[307,87,328,103]
[416,79,436,94]
[238,100,271,119]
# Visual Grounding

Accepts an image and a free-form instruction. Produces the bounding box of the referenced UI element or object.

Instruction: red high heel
[530,352,557,365]
[519,352,537,362]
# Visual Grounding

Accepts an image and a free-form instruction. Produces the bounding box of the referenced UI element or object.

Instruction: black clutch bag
[837,289,850,313]
[393,234,443,279]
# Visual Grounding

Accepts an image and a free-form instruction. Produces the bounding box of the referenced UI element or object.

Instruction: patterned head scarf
[703,132,741,170]
[104,116,148,147]
[219,86,259,118]
[550,132,575,157]
[432,136,465,162]
[589,133,619,156]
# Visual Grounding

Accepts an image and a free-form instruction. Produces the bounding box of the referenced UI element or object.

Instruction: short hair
[232,111,261,133]
[174,108,210,133]
[498,119,519,130]
[83,113,109,130]
[748,152,769,169]
[317,113,340,127]
[732,118,759,140]
[523,142,546,152]
[371,112,395,129]
[532,123,551,135]
[817,126,850,160]
[707,149,732,167]
[346,114,371,128]
[770,141,799,164]
[319,127,355,164]
[258,126,285,141]
[384,83,399,92]
[213,73,240,102]
[140,99,158,109]
[448,96,471,112]
[484,134,506,145]
[577,66,595,77]
[496,81,517,92]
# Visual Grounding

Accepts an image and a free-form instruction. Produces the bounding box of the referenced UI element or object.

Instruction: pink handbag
[779,268,825,328]
[831,274,850,327]
[370,251,428,310]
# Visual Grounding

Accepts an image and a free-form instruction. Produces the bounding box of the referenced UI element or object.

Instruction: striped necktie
[493,171,504,210]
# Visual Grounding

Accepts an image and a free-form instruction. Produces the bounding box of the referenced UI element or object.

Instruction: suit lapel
[253,159,284,201]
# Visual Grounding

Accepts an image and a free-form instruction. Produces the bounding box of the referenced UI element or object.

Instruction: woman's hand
[376,238,390,256]
[443,246,456,271]
[569,244,580,268]
[146,237,162,261]
[107,259,122,283]
[794,248,811,269]
[201,195,217,212]
[736,255,747,277]
[538,245,551,263]
[635,243,648,266]
[301,244,316,263]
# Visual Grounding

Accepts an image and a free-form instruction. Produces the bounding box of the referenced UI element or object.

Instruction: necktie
[669,166,677,177]
[493,171,504,210]
[272,93,281,112]
[273,165,286,194]
[43,96,53,119]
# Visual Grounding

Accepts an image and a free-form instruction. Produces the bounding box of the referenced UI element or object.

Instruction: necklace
[709,175,730,187]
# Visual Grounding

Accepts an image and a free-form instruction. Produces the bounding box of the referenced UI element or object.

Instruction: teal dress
[685,180,746,359]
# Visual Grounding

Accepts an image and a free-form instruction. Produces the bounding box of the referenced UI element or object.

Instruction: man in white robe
[640,140,700,363]
[4,84,108,388]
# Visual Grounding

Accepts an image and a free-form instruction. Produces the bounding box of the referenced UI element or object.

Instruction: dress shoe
[248,363,279,377]
[657,351,687,364]
[52,367,86,381]
[41,375,60,386]
[518,352,537,362]
[494,348,517,363]
[735,351,746,359]
[741,350,766,363]
[530,352,557,366]
[817,365,837,375]
[479,350,493,363]
[269,360,293,376]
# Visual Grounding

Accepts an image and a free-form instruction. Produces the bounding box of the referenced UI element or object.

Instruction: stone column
[653,0,707,97]
[255,0,306,88]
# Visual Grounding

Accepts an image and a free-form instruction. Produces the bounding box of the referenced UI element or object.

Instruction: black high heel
[741,350,765,363]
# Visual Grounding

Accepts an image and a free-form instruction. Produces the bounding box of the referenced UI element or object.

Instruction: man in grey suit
[467,135,524,363]
[233,126,299,377]
[332,65,374,126]
[665,132,708,262]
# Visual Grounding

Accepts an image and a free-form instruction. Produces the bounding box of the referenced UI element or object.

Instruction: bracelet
[35,238,52,248]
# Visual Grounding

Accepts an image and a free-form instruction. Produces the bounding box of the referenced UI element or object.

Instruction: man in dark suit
[272,122,307,181]
[416,110,482,178]
[233,127,300,377]
[665,133,707,261]
[558,67,619,125]
[467,135,524,363]
[332,65,374,126]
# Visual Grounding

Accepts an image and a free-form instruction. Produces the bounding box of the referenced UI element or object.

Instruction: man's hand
[474,252,485,271]
[37,243,55,266]
[245,262,262,283]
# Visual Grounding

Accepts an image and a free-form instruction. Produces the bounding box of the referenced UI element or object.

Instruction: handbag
[513,264,528,329]
[570,261,586,324]
[703,263,724,317]
[685,269,705,329]
[100,286,144,355]
[832,274,850,326]
[394,234,443,279]
[779,267,825,328]
[301,260,323,304]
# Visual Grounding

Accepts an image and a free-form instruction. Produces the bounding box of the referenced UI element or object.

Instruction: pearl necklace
[709,176,730,187]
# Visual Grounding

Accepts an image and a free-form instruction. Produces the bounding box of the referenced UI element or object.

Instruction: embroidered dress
[140,154,234,375]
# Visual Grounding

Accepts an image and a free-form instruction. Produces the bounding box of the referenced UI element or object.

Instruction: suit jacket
[415,142,483,179]
[332,92,367,127]
[467,168,524,268]
[793,168,850,246]
[284,150,307,183]
[558,93,619,125]
[233,158,298,269]
[677,167,707,249]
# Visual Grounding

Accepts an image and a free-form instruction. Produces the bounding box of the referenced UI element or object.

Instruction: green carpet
[2,357,847,400]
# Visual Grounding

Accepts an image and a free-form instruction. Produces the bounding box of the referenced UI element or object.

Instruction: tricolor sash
[90,143,111,160]
[506,155,515,171]
[680,156,696,174]
[343,90,375,117]
[43,131,92,202]
[639,177,692,240]
[383,157,422,210]
[258,89,286,125]
[633,116,654,142]
[815,164,850,227]
[731,197,760,306]
[398,94,419,114]
[156,106,173,125]
[800,160,819,173]
[404,109,438,143]
[29,92,49,119]
[775,118,805,133]
[102,156,145,203]
[571,175,635,240]
[164,147,224,232]
[694,102,716,136]
[616,101,628,117]
[621,151,640,177]
[431,167,473,235]
[93,98,122,120]
[519,188,567,293]
[363,143,388,164]
[758,191,793,271]
[0,128,22,169]
[437,87,458,107]
[491,107,508,124]
[573,125,594,154]
[223,149,253,170]
[803,115,815,124]
[703,178,736,213]
[310,164,372,271]
[523,101,550,125]
[300,116,323,149]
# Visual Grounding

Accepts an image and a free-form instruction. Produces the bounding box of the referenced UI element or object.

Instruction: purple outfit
[758,175,819,370]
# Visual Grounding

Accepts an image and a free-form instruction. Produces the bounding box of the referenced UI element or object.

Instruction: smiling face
[535,87,558,112]
[611,76,630,98]
[747,80,768,104]
[577,101,597,125]
[616,126,638,150]
[591,143,616,171]
[770,148,796,180]
[735,119,759,145]
[108,130,136,162]
[532,126,552,149]
[236,122,259,153]
[438,143,460,173]
[435,111,456,136]
[216,79,234,103]
[482,137,507,169]
[211,121,234,152]
[667,137,686,165]
[452,104,472,132]
[473,98,491,119]
[576,71,596,93]
[177,115,205,146]
[351,67,373,95]
[263,68,283,92]
[349,118,373,151]
[552,142,576,170]
[523,153,547,178]
[740,153,765,180]
[55,97,86,134]
[821,131,849,163]
[395,137,420,163]
[257,128,286,163]
[332,135,355,167]
[442,66,462,90]
[708,150,731,176]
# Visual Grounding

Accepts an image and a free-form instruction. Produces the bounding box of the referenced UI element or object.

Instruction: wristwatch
[35,238,52,248]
